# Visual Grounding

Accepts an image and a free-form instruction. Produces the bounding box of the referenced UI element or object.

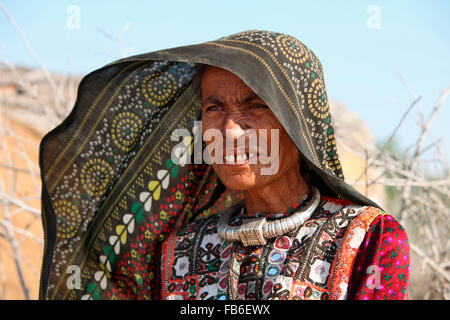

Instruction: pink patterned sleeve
[347,214,410,300]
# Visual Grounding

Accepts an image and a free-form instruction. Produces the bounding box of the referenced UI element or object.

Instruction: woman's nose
[222,115,247,139]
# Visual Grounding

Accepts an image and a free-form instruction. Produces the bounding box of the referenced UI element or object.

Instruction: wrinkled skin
[200,66,309,214]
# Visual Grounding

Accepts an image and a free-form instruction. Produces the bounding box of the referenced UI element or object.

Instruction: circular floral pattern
[111,112,143,152]
[307,78,330,119]
[276,34,309,64]
[141,71,177,107]
[80,158,114,196]
[54,200,81,239]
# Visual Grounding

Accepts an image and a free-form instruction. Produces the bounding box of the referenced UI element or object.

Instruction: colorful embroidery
[329,206,381,300]
[160,198,404,300]
[347,214,410,300]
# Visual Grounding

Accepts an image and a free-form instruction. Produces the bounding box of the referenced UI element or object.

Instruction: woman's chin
[218,175,257,191]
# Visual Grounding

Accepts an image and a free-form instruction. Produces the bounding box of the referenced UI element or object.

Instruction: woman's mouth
[223,152,258,165]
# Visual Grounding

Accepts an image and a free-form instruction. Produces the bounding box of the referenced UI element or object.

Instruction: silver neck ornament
[217,187,321,247]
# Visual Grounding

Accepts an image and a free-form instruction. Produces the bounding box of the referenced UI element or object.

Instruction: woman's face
[200,66,301,191]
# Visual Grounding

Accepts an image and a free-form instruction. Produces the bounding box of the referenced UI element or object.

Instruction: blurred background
[0,0,449,299]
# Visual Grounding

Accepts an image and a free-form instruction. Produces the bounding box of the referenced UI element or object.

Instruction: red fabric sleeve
[347,214,410,300]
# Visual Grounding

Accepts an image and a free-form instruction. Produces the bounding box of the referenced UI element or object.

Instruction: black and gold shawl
[39,30,378,300]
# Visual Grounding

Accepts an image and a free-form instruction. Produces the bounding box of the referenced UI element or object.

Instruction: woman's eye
[249,104,269,110]
[205,105,222,112]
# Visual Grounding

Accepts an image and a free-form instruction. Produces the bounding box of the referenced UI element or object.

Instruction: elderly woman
[39,31,410,300]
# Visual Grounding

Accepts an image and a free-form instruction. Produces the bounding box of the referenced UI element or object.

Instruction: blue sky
[1,0,449,162]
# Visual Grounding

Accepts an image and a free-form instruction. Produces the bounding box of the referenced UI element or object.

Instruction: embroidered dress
[161,197,410,300]
[38,30,410,300]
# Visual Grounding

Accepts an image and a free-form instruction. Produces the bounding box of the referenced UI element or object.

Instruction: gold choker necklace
[217,187,321,247]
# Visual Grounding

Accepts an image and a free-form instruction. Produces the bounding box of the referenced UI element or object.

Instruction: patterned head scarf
[39,30,379,300]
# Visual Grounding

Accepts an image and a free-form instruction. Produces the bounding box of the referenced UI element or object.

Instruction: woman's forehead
[200,66,263,102]
[201,66,246,87]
